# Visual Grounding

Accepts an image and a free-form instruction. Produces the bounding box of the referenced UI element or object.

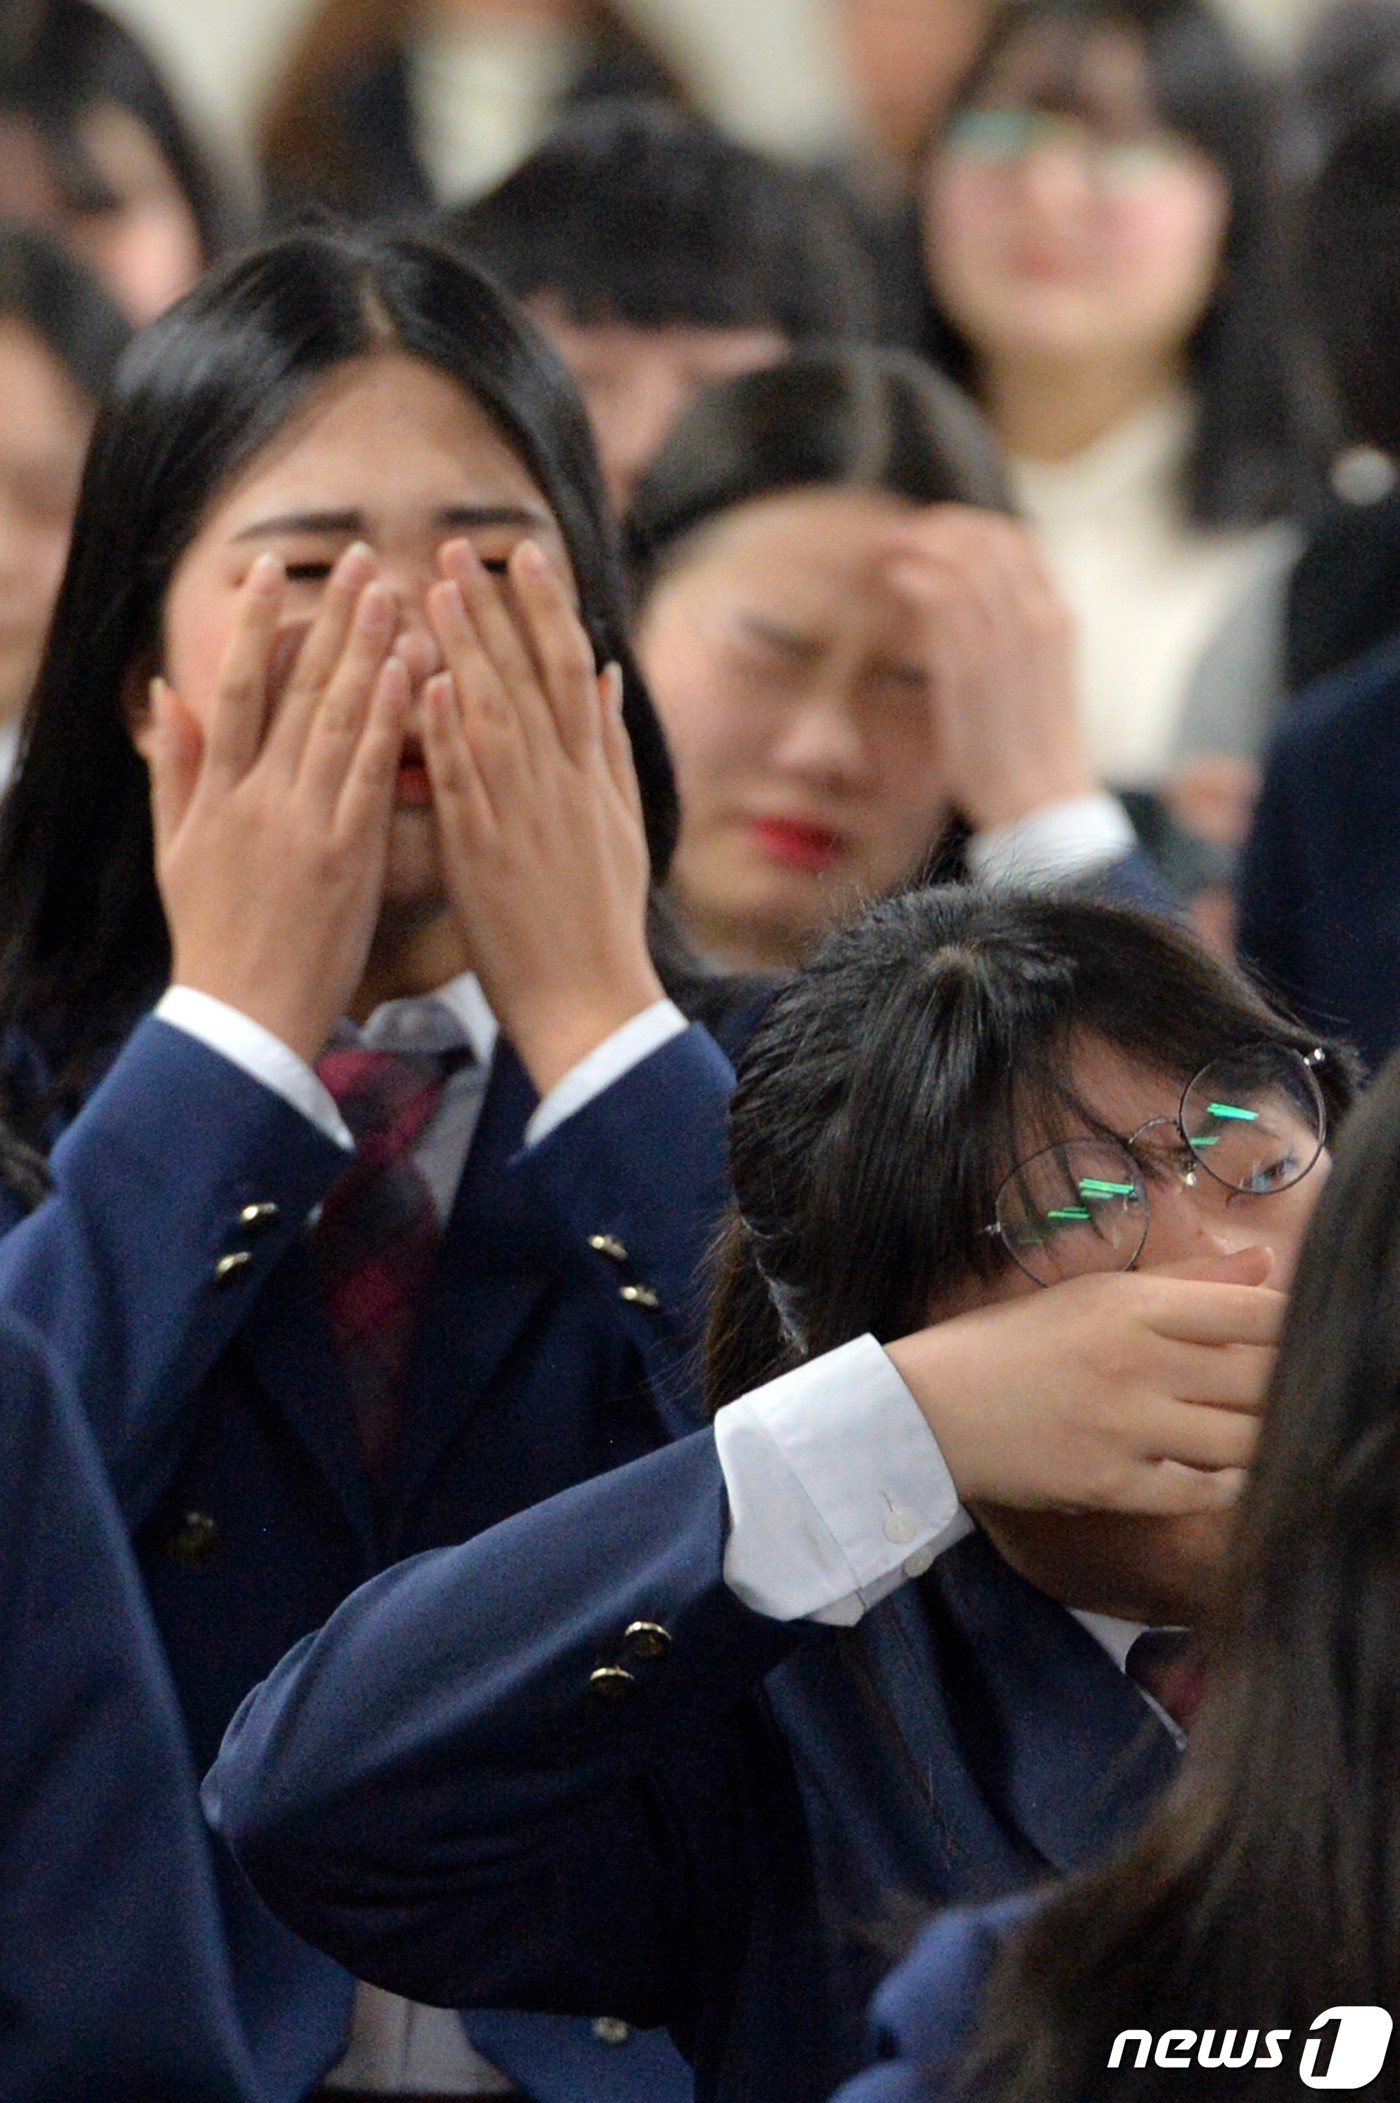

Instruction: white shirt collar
[1070,1608,1150,1674]
[354,972,499,1067]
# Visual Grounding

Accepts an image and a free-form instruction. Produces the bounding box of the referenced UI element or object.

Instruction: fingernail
[514,540,547,578]
[337,540,376,585]
[357,582,393,632]
[148,674,166,709]
[249,553,283,592]
[602,661,624,716]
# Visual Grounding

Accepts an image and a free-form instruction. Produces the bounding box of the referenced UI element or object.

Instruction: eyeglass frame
[979,1044,1329,1287]
[939,106,1202,198]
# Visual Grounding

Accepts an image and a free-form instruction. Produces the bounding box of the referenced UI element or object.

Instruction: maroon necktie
[1126,1628,1210,1733]
[314,1046,456,1478]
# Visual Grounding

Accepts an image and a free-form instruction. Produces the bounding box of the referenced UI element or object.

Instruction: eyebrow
[232,503,554,542]
[738,612,820,657]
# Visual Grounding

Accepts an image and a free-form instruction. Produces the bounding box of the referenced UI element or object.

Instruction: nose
[1139,1174,1254,1266]
[596,367,694,509]
[1018,138,1096,221]
[769,686,872,788]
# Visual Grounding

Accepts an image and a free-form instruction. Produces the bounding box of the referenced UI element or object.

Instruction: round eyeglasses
[986,1044,1328,1288]
[941,107,1195,198]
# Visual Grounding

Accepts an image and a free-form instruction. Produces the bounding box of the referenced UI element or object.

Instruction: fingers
[146,675,205,849]
[1123,1461,1248,1519]
[435,539,550,770]
[425,571,513,744]
[267,543,388,778]
[597,662,643,823]
[508,540,600,763]
[201,554,285,786]
[333,653,411,840]
[1141,1389,1263,1471]
[422,667,496,835]
[294,579,398,802]
[1138,1278,1287,1349]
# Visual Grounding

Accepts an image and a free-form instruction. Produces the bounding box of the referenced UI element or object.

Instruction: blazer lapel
[921,1531,1181,1875]
[235,1236,376,1549]
[389,1043,569,1505]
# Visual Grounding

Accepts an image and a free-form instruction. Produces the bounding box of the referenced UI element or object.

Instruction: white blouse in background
[409,18,583,204]
[1011,391,1297,790]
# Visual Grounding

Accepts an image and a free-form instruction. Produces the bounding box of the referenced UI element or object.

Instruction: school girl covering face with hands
[0,227,753,2102]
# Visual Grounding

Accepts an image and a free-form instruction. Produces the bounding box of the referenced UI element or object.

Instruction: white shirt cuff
[523,1000,689,1147]
[715,1334,972,1627]
[968,792,1137,889]
[155,987,352,1148]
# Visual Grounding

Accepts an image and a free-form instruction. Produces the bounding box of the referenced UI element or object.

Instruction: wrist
[506,964,669,1097]
[168,965,329,1069]
[965,768,1099,834]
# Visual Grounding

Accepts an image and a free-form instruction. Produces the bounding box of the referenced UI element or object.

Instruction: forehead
[195,351,557,540]
[666,484,923,614]
[973,20,1156,129]
[1045,1034,1188,1142]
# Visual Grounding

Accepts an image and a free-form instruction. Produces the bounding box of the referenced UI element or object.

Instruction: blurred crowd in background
[6,0,1400,1039]
[8,4,1400,2099]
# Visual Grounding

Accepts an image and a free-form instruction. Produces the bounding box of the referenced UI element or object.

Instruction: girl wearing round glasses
[210,888,1349,2103]
[917,0,1317,827]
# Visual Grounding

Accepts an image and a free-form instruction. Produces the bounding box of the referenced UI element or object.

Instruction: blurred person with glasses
[913,0,1323,919]
[209,889,1349,2103]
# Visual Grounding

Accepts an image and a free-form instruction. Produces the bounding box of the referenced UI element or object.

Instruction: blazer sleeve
[509,1021,737,1433]
[0,1016,350,1521]
[207,1429,803,2029]
[1079,847,1179,917]
[0,1311,259,2101]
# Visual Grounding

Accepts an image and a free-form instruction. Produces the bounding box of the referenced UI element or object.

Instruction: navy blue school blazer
[0,1007,744,2102]
[0,1309,262,2101]
[1237,632,1400,1074]
[208,1430,1181,2103]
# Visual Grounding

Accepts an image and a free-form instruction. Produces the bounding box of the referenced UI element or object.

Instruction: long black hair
[705,886,1354,1411]
[941,1043,1400,2100]
[920,0,1322,529]
[627,343,1013,598]
[0,225,682,1142]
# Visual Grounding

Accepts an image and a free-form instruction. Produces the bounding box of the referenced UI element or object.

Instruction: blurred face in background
[527,295,788,507]
[0,105,203,325]
[636,485,948,971]
[0,319,93,727]
[922,26,1229,384]
[834,0,995,179]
